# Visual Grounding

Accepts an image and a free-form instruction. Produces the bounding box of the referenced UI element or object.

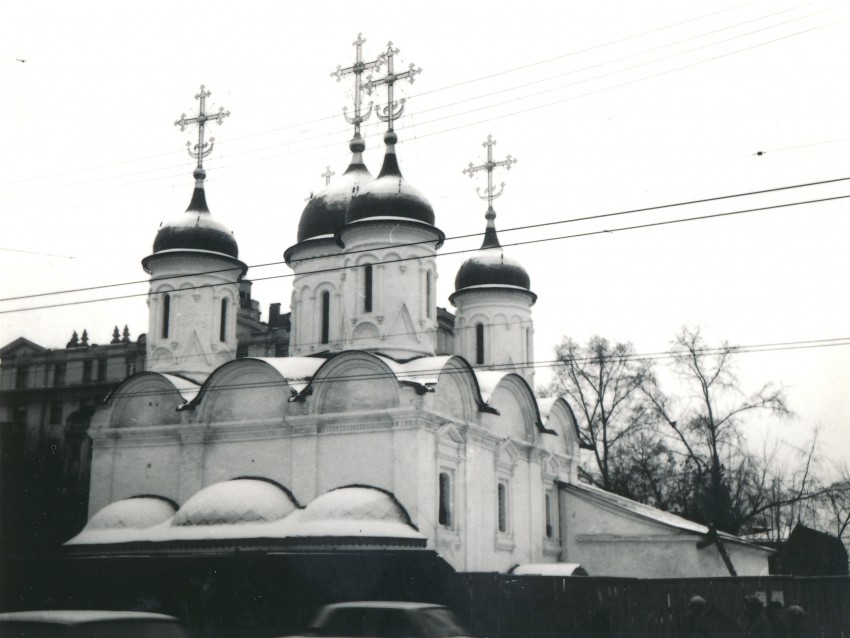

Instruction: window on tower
[321,291,330,345]
[364,264,373,313]
[497,481,509,533]
[426,271,432,319]
[438,471,452,528]
[220,298,228,342]
[162,294,171,339]
[475,323,485,365]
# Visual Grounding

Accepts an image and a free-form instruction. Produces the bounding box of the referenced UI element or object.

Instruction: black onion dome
[346,132,435,226]
[298,139,372,242]
[152,169,239,259]
[452,206,534,300]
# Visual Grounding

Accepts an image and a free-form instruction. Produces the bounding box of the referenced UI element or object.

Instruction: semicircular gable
[195,358,289,424]
[309,351,401,414]
[108,373,188,428]
[482,373,539,442]
[430,356,480,422]
[542,397,581,456]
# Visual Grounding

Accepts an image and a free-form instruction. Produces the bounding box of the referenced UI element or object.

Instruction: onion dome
[346,131,434,225]
[171,477,299,526]
[298,138,372,242]
[451,207,535,301]
[151,167,239,259]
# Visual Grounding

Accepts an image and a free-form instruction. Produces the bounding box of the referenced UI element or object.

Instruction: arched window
[364,264,373,313]
[426,271,432,319]
[162,294,171,339]
[438,472,452,528]
[220,298,228,342]
[321,291,330,345]
[475,323,485,365]
[545,492,554,538]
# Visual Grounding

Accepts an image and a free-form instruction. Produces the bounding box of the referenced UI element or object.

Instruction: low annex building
[71,43,773,578]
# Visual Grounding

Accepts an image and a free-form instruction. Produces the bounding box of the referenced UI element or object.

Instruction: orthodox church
[70,39,772,579]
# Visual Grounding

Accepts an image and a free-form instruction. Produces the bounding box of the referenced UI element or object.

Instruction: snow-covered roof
[561,482,772,550]
[67,481,424,548]
[510,563,588,576]
[251,357,324,394]
[159,373,202,403]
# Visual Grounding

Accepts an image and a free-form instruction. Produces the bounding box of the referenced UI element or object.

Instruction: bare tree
[551,336,655,491]
[644,327,790,533]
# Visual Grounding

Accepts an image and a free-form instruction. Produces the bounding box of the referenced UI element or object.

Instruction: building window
[220,298,228,342]
[545,491,555,539]
[497,481,509,533]
[475,323,485,365]
[15,366,28,389]
[53,363,66,387]
[426,271,432,319]
[125,357,136,378]
[49,401,63,425]
[364,264,373,313]
[97,358,107,382]
[438,472,453,528]
[321,291,330,345]
[82,360,93,383]
[162,294,171,339]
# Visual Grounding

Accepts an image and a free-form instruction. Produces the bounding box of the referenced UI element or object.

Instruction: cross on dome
[463,135,517,249]
[174,85,230,180]
[363,42,421,133]
[321,166,335,185]
[331,33,382,141]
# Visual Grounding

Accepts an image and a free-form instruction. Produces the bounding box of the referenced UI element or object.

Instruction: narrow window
[15,366,28,389]
[124,357,136,378]
[82,360,93,383]
[438,472,452,528]
[426,271,432,319]
[475,323,485,365]
[545,492,554,539]
[162,294,171,339]
[364,264,373,313]
[53,363,66,387]
[97,358,107,382]
[497,482,508,533]
[220,298,228,342]
[321,291,330,345]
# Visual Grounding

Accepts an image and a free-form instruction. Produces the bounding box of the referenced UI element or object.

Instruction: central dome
[345,132,434,226]
[297,139,372,242]
[454,248,531,291]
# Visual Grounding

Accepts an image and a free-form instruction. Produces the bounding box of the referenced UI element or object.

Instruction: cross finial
[174,85,230,177]
[362,42,421,133]
[331,33,382,141]
[463,135,517,210]
[321,166,335,185]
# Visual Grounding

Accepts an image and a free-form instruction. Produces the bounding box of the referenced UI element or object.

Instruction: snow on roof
[159,373,201,403]
[474,370,513,404]
[86,496,176,530]
[253,357,324,394]
[380,355,453,387]
[0,611,181,624]
[561,482,770,550]
[67,483,424,547]
[510,563,588,576]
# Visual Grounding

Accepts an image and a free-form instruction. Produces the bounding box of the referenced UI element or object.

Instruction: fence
[447,573,850,638]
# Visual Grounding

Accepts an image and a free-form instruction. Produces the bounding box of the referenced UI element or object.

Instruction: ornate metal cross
[174,85,230,170]
[321,166,335,185]
[362,42,421,133]
[462,135,517,210]
[331,33,382,139]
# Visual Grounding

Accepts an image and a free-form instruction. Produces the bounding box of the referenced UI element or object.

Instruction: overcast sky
[2,1,848,471]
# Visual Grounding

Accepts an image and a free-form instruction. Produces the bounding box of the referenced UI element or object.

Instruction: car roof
[0,611,181,625]
[321,602,446,611]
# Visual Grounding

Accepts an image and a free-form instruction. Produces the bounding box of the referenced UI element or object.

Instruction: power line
[2,174,847,305]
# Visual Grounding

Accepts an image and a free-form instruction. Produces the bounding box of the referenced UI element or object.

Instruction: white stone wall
[144,252,243,381]
[452,289,535,387]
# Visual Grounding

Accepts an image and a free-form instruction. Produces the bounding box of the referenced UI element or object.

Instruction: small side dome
[86,495,177,530]
[299,485,415,528]
[152,168,239,259]
[454,249,531,291]
[298,139,372,242]
[346,132,434,226]
[172,477,299,526]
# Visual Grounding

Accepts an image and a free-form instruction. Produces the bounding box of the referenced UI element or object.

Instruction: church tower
[450,136,536,386]
[142,86,246,381]
[336,43,444,360]
[285,35,376,356]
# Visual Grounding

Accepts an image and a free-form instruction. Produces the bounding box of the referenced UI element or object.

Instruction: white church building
[70,42,772,579]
